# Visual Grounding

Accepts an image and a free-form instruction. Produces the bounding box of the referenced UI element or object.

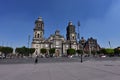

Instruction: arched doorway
[55,49,60,57]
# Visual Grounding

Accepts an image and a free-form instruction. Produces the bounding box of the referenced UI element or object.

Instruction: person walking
[34,55,38,64]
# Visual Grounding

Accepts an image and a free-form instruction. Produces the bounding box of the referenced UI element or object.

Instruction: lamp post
[28,35,30,57]
[89,41,91,56]
[81,41,85,63]
[78,21,83,63]
[28,35,30,48]
[69,40,72,49]
[81,52,83,63]
[62,41,63,56]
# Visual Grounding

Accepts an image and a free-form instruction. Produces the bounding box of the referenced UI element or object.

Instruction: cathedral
[32,17,100,56]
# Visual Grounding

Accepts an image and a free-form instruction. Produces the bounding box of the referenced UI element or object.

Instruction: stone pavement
[0,61,120,80]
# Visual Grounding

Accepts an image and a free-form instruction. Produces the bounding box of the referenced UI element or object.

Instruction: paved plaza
[0,59,120,80]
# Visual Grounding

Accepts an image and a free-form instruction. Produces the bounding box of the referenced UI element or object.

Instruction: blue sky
[0,0,120,48]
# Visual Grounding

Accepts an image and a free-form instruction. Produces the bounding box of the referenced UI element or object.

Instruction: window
[35,32,37,38]
[73,36,75,39]
[37,34,40,38]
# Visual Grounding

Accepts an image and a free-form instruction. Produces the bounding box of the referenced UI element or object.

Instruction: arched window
[37,34,40,38]
[73,36,75,39]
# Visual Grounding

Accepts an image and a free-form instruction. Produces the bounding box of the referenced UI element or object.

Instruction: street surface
[0,57,120,80]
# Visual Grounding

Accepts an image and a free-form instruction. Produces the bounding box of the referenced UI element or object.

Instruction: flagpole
[78,21,83,63]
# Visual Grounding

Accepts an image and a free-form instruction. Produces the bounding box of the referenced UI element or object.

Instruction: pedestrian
[35,56,38,64]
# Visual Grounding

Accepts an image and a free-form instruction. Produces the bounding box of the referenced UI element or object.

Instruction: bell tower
[66,21,77,41]
[32,17,45,55]
[33,17,44,41]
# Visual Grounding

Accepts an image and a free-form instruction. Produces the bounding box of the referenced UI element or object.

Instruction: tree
[49,48,55,57]
[0,46,13,58]
[99,48,114,56]
[29,48,35,55]
[15,47,22,56]
[15,46,29,56]
[98,48,106,56]
[91,50,96,56]
[0,46,1,50]
[104,48,114,57]
[76,50,83,56]
[40,48,47,55]
[114,47,120,56]
[67,48,76,55]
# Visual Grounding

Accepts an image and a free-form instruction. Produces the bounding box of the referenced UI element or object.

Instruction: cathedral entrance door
[55,49,60,57]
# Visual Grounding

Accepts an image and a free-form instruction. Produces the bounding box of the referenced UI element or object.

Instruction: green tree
[49,48,55,57]
[40,48,47,55]
[76,50,83,56]
[0,46,13,58]
[105,48,114,56]
[0,46,2,52]
[15,46,29,56]
[114,48,120,56]
[99,48,106,55]
[99,48,114,57]
[29,48,35,55]
[67,48,76,55]
[15,47,22,55]
[91,50,96,56]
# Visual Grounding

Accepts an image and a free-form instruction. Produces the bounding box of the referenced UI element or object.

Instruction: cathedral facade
[32,17,100,56]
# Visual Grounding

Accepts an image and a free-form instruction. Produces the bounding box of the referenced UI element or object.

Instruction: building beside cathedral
[32,17,100,56]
